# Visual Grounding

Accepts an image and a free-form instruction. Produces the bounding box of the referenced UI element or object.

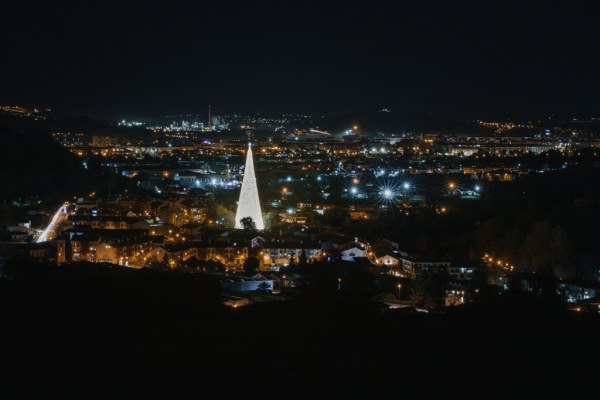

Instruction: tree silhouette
[298,248,308,268]
[256,281,272,292]
[243,256,260,275]
[240,216,256,232]
[288,252,297,269]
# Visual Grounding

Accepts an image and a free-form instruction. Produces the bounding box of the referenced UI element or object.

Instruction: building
[373,249,401,267]
[400,256,451,279]
[261,244,322,269]
[69,215,151,230]
[340,246,367,261]
[64,229,157,267]
[219,275,273,292]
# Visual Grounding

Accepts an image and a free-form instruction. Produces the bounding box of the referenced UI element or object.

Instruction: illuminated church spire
[235,143,264,230]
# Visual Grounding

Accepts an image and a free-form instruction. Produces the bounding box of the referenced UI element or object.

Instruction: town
[2,3,600,396]
[2,105,599,312]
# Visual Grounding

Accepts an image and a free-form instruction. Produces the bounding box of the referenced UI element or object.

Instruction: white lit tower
[235,143,264,230]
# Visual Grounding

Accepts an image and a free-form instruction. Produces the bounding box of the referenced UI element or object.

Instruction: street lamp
[397,283,402,297]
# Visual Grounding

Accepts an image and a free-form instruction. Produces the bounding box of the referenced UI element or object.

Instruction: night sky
[1,2,599,119]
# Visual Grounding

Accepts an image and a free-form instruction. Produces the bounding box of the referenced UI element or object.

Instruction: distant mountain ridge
[316,110,494,135]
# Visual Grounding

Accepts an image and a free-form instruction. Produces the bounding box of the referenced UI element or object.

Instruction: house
[69,215,151,230]
[261,241,323,269]
[0,241,60,262]
[219,275,274,292]
[147,247,169,263]
[400,255,451,279]
[558,280,599,303]
[448,266,478,281]
[507,274,600,304]
[195,241,250,267]
[340,246,367,262]
[181,223,203,237]
[374,249,400,267]
[7,226,31,242]
[444,288,467,307]
[64,229,156,266]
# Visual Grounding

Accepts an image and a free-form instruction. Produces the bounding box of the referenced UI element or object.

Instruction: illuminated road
[37,205,68,243]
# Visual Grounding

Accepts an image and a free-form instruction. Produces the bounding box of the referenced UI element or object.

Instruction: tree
[524,220,571,276]
[243,256,260,275]
[298,248,308,268]
[256,281,272,292]
[240,216,256,232]
[0,204,14,226]
[288,252,297,269]
[264,212,280,230]
[215,205,235,227]
[322,206,346,227]
[409,285,425,307]
[408,276,438,308]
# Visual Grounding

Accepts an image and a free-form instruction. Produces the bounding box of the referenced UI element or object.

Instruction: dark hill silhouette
[0,114,148,139]
[0,125,134,201]
[0,125,89,200]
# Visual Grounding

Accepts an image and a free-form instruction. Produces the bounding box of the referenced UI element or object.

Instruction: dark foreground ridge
[1,263,598,398]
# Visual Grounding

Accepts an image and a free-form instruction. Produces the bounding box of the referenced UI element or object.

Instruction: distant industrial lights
[403,182,411,190]
[383,189,393,199]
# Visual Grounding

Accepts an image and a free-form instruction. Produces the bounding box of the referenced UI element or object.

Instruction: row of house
[367,242,475,280]
[69,215,152,230]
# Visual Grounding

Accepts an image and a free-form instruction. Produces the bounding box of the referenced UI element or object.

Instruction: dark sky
[1,2,599,120]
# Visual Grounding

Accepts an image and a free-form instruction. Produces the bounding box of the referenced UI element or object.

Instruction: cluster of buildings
[4,110,600,310]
